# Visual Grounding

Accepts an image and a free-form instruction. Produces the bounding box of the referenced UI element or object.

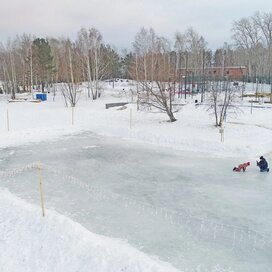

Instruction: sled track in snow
[228,121,272,131]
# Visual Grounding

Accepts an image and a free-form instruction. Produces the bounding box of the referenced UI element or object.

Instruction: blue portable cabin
[36,93,47,101]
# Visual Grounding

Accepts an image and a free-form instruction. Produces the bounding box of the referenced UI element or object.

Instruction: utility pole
[185,51,188,100]
[222,47,226,78]
[269,71,272,103]
[201,50,205,103]
[30,45,33,98]
[179,52,182,98]
[178,69,181,98]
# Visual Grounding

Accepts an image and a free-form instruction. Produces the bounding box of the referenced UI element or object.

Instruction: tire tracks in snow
[227,121,272,131]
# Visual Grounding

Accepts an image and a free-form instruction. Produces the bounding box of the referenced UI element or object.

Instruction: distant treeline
[0,11,272,98]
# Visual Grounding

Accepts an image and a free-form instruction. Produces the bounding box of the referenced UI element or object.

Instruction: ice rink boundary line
[43,164,272,246]
[1,162,270,239]
[1,162,272,249]
[0,163,39,178]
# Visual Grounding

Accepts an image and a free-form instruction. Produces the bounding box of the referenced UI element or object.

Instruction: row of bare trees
[0,27,120,102]
[127,27,210,122]
[0,13,271,118]
[1,12,271,94]
[127,12,272,87]
[128,26,250,123]
[215,11,272,82]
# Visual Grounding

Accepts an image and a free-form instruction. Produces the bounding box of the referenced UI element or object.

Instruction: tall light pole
[185,51,188,100]
[201,49,205,103]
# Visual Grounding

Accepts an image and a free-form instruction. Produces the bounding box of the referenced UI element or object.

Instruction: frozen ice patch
[82,145,98,149]
[9,150,15,156]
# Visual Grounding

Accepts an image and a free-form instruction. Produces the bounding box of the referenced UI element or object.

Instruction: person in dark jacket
[257,156,269,172]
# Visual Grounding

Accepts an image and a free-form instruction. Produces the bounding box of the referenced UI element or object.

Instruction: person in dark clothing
[257,156,269,172]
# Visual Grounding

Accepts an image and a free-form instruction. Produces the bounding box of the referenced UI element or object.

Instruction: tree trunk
[167,111,177,122]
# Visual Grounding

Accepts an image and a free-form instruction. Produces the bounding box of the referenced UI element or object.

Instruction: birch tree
[2,39,19,99]
[253,12,272,95]
[132,31,177,122]
[207,79,240,127]
[0,43,12,95]
[232,17,261,80]
[184,27,207,69]
[77,27,111,100]
[60,40,81,107]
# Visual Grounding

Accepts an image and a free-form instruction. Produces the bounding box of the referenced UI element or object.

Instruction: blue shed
[36,93,47,101]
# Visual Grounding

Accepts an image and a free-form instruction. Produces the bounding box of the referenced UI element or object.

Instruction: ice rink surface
[1,132,272,272]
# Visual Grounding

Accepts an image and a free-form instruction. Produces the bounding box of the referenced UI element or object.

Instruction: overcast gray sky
[0,0,271,50]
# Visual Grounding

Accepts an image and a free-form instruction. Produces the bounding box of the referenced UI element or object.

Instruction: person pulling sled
[233,162,250,172]
[257,156,269,172]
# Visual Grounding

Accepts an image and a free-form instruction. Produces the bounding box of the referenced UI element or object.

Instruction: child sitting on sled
[233,162,250,172]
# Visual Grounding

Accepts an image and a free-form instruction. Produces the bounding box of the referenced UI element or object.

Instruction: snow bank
[0,189,181,272]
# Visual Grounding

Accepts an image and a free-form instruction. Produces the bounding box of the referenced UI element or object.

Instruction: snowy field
[0,81,272,157]
[0,81,272,272]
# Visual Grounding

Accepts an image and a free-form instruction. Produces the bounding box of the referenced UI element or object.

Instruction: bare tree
[139,81,177,122]
[206,79,240,127]
[0,43,12,95]
[253,12,272,99]
[253,12,272,60]
[17,34,34,96]
[184,27,207,69]
[132,28,159,87]
[59,40,81,107]
[77,28,92,98]
[132,31,177,122]
[77,27,111,100]
[174,28,207,99]
[232,17,261,80]
[4,39,19,99]
[174,31,186,93]
[61,82,81,107]
[133,28,152,82]
[48,38,62,88]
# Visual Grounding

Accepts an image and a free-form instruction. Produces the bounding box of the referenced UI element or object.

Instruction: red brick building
[178,66,247,81]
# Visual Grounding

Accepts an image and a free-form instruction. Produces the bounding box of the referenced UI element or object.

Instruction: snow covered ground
[0,80,272,272]
[1,81,272,158]
[0,189,180,272]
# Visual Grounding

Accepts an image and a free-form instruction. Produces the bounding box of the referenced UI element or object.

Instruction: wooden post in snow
[72,107,74,125]
[7,108,10,132]
[219,126,224,143]
[130,108,132,129]
[38,162,45,217]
